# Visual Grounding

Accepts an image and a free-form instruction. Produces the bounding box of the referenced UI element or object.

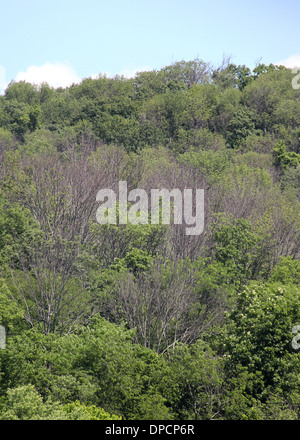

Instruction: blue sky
[1,0,300,91]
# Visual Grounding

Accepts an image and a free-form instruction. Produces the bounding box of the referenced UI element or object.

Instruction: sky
[1,0,300,92]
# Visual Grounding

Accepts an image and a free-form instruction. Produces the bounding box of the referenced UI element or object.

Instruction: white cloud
[15,62,81,88]
[10,62,155,91]
[275,54,300,69]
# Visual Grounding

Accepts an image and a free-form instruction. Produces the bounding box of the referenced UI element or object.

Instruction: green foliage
[19,128,56,156]
[179,148,232,185]
[272,141,300,170]
[5,81,40,105]
[0,279,25,332]
[280,166,300,195]
[0,57,299,420]
[211,214,269,286]
[0,385,61,420]
[0,128,15,151]
[226,108,256,148]
[0,317,171,419]
[269,256,300,285]
[0,195,42,269]
[252,63,287,79]
[62,400,121,420]
[0,385,121,420]
[165,340,224,420]
[111,248,153,275]
[220,282,300,390]
[158,58,211,91]
[226,64,254,90]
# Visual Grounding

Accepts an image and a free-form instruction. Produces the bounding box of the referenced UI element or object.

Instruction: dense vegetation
[0,58,299,420]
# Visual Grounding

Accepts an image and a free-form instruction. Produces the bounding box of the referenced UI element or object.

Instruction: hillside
[0,59,300,420]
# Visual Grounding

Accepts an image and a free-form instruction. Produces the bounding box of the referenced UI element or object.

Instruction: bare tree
[9,237,97,335]
[107,258,227,355]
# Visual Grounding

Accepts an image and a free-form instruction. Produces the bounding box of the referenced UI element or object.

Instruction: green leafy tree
[165,340,224,419]
[0,385,121,420]
[5,81,39,106]
[211,215,268,286]
[269,256,300,285]
[226,108,256,148]
[219,282,300,415]
[226,64,254,90]
[272,141,300,170]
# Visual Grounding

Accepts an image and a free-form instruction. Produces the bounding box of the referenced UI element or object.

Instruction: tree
[252,63,287,79]
[226,108,256,148]
[219,282,300,410]
[272,141,300,170]
[269,256,300,285]
[0,385,121,420]
[51,316,171,419]
[105,257,227,354]
[159,58,212,89]
[226,64,254,90]
[0,128,15,163]
[9,236,96,335]
[5,81,39,106]
[165,340,224,420]
[212,59,253,90]
[211,215,270,286]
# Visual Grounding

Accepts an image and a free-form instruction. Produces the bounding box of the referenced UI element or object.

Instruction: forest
[0,58,299,420]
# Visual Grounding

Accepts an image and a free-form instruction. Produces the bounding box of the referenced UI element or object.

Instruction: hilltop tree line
[0,58,299,419]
